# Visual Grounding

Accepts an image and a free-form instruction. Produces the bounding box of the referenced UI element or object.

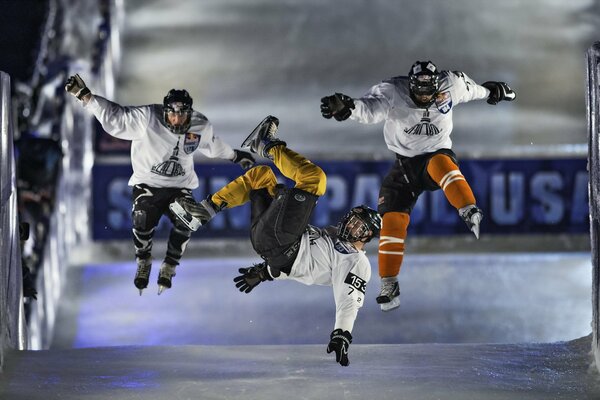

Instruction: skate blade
[169,201,201,231]
[157,285,169,295]
[471,225,480,239]
[138,288,144,296]
[241,115,277,148]
[379,297,400,312]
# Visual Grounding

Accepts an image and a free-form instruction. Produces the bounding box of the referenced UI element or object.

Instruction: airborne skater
[320,60,516,311]
[65,74,255,295]
[170,116,381,366]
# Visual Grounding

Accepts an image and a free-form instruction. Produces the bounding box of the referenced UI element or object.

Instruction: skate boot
[459,205,483,239]
[376,276,400,312]
[169,196,219,232]
[134,257,152,296]
[157,262,177,295]
[241,115,285,159]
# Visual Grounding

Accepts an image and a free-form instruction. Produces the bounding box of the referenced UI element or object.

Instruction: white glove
[65,74,91,101]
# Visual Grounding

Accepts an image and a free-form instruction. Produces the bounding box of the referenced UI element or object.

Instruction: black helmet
[163,89,193,134]
[337,205,382,243]
[408,60,439,108]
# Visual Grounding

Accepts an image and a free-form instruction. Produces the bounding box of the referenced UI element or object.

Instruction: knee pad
[132,210,149,231]
[133,206,162,231]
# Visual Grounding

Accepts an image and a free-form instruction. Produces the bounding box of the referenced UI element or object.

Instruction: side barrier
[586,41,600,373]
[0,72,27,370]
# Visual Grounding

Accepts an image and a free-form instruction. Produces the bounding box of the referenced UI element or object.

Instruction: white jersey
[85,95,235,189]
[350,71,489,157]
[273,226,372,333]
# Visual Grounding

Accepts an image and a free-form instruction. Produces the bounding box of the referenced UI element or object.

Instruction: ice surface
[1,337,598,400]
[51,254,592,348]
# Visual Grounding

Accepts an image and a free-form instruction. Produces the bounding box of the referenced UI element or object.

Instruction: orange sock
[378,212,410,278]
[426,154,475,209]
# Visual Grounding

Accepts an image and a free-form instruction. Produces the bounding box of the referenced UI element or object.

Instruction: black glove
[65,74,91,101]
[326,329,352,366]
[232,149,255,170]
[320,93,355,121]
[233,262,272,293]
[481,81,516,105]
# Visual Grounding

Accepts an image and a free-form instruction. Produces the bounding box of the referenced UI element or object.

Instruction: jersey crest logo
[344,272,366,294]
[404,109,440,136]
[435,90,452,114]
[151,143,185,177]
[183,133,200,154]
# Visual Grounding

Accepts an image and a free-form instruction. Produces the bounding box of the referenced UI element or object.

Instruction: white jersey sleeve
[350,82,397,124]
[331,251,371,332]
[444,71,490,105]
[84,95,151,141]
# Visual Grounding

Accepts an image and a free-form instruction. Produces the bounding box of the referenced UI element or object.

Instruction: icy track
[0,253,597,399]
[1,336,598,400]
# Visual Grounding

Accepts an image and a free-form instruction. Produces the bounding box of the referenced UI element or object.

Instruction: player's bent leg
[170,166,278,230]
[131,193,162,295]
[426,153,482,238]
[211,165,278,208]
[268,146,327,196]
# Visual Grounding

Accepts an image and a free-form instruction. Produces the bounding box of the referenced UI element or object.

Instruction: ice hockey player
[170,116,381,366]
[65,74,255,295]
[320,60,516,312]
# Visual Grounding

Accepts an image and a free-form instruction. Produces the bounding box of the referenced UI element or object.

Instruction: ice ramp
[1,336,598,400]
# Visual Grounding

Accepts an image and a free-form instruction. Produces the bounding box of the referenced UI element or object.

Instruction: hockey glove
[232,149,256,170]
[233,262,272,293]
[481,81,516,105]
[320,93,355,121]
[326,329,352,367]
[65,74,91,101]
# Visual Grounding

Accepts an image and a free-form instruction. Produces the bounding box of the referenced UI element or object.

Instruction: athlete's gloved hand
[233,262,273,293]
[326,329,352,366]
[232,149,255,170]
[481,81,516,105]
[320,93,355,121]
[65,74,91,101]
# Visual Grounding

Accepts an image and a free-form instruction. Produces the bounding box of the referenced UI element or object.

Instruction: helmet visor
[410,74,439,96]
[338,214,372,242]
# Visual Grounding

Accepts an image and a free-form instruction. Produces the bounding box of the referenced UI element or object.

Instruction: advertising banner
[92,158,589,240]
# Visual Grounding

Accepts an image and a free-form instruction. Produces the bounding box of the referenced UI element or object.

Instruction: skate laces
[380,278,399,298]
[136,259,151,280]
[159,263,177,279]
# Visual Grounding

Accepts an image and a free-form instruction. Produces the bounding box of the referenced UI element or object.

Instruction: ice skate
[376,277,400,312]
[241,115,285,158]
[134,257,152,296]
[169,198,202,231]
[157,262,177,295]
[169,197,218,231]
[459,205,483,239]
